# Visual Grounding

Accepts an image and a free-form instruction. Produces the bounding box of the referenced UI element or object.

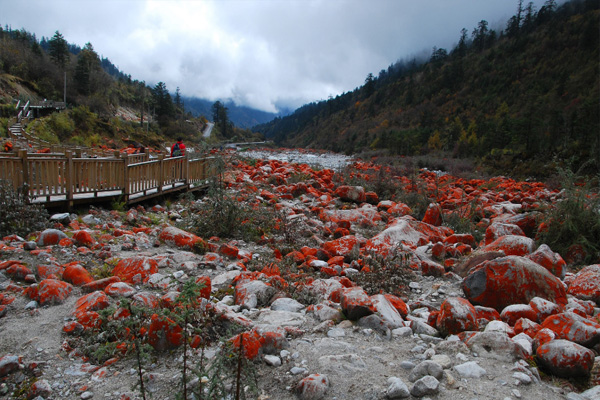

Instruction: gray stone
[430,354,452,369]
[264,355,281,367]
[400,360,415,370]
[410,375,439,397]
[581,385,600,400]
[453,361,487,378]
[313,303,344,323]
[318,354,367,373]
[327,328,345,338]
[512,372,531,385]
[407,317,439,336]
[256,310,306,327]
[50,212,71,224]
[357,314,391,334]
[24,301,38,310]
[386,377,410,399]
[392,327,413,338]
[290,367,307,375]
[409,360,444,382]
[371,294,405,328]
[235,280,276,310]
[465,331,520,361]
[23,241,37,251]
[296,374,329,400]
[271,297,305,312]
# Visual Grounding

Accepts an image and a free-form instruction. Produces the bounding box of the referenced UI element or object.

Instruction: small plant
[0,180,50,238]
[536,167,600,265]
[354,248,416,297]
[110,196,127,212]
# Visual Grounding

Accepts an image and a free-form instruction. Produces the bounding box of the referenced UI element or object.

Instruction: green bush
[0,180,50,238]
[536,168,600,266]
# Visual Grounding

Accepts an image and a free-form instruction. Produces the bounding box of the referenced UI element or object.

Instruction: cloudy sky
[2,0,559,113]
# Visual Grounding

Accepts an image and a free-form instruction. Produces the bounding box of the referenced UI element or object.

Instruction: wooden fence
[0,150,215,209]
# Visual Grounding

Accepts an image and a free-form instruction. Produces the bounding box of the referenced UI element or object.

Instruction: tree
[212,101,231,138]
[174,87,184,117]
[472,20,489,51]
[74,42,100,95]
[48,31,69,68]
[152,81,175,125]
[364,73,375,97]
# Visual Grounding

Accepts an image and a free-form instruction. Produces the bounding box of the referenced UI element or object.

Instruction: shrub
[536,168,600,266]
[0,180,49,238]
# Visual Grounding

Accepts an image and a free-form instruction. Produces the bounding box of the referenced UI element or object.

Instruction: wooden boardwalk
[0,150,215,210]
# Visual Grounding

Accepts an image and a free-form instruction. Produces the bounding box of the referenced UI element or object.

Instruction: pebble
[81,391,94,399]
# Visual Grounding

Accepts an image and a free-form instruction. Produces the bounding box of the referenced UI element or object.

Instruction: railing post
[19,149,30,199]
[184,153,189,187]
[66,151,74,210]
[158,154,164,195]
[122,152,130,203]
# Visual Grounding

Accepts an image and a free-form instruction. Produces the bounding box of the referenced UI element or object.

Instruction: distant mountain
[253,0,599,178]
[183,97,289,129]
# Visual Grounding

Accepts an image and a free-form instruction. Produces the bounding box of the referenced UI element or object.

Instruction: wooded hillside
[254,0,599,178]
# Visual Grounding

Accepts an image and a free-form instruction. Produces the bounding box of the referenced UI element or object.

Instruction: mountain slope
[254,0,599,177]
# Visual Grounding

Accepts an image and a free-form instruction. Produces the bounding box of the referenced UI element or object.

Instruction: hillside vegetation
[254,0,599,179]
[0,28,262,149]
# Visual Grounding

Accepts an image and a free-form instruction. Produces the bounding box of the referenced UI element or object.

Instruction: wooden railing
[0,151,215,208]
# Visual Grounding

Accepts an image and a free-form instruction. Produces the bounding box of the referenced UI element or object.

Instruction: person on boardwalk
[170,137,186,157]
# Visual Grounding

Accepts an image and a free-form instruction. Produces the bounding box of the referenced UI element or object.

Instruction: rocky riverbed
[0,148,599,400]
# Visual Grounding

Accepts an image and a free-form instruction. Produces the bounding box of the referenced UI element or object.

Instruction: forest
[254,0,599,178]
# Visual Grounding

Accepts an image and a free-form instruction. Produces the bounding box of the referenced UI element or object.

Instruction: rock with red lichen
[483,235,535,256]
[567,264,600,304]
[158,226,206,250]
[334,185,366,203]
[322,235,359,258]
[105,282,137,297]
[422,203,442,226]
[436,297,478,336]
[484,222,525,245]
[500,304,537,326]
[462,256,567,311]
[36,229,68,246]
[526,244,567,279]
[112,256,158,284]
[296,373,329,400]
[540,311,600,348]
[148,313,183,351]
[27,279,73,305]
[82,276,121,293]
[72,230,96,247]
[340,286,374,320]
[62,263,94,286]
[536,339,595,378]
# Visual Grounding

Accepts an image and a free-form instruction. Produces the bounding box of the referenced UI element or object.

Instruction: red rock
[158,226,206,250]
[286,251,305,264]
[566,297,595,316]
[529,297,562,323]
[28,279,73,305]
[436,297,478,336]
[422,203,442,226]
[229,329,266,360]
[105,282,137,297]
[421,260,445,277]
[483,235,535,256]
[296,373,329,399]
[383,294,410,318]
[36,264,64,280]
[500,304,537,326]
[365,191,379,205]
[340,287,374,320]
[0,355,20,377]
[485,223,524,245]
[219,243,239,258]
[82,276,121,293]
[536,339,595,378]
[322,235,360,258]
[567,264,600,304]
[148,313,183,351]
[334,185,366,203]
[75,291,110,315]
[431,242,445,259]
[36,229,68,246]
[58,237,73,247]
[195,276,211,299]
[462,256,567,311]
[540,311,600,347]
[132,292,160,308]
[526,244,567,279]
[444,233,476,247]
[112,256,158,284]
[6,264,33,280]
[514,318,541,338]
[532,328,556,350]
[62,263,94,286]
[0,260,22,271]
[63,321,84,335]
[72,230,96,247]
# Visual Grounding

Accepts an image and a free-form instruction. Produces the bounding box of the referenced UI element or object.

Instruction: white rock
[264,355,282,367]
[271,297,305,312]
[386,377,410,399]
[453,361,487,378]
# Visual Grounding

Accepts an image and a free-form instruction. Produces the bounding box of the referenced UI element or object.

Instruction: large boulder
[436,297,477,336]
[540,311,600,348]
[462,256,567,311]
[112,256,159,284]
[340,287,374,320]
[159,226,206,250]
[536,339,595,378]
[567,264,600,304]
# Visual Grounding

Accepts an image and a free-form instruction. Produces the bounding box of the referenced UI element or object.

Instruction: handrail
[0,151,214,208]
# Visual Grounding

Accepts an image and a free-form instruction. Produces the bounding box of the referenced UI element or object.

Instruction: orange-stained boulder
[112,256,158,284]
[75,291,110,315]
[62,264,94,286]
[72,230,96,247]
[36,229,68,246]
[27,279,73,305]
[500,304,537,326]
[340,287,374,320]
[567,264,600,304]
[334,185,366,203]
[436,297,478,336]
[159,226,206,250]
[526,244,567,279]
[322,235,360,258]
[105,282,137,298]
[148,313,183,351]
[483,235,535,256]
[82,276,121,293]
[536,339,595,378]
[540,311,600,348]
[462,256,567,311]
[422,203,442,226]
[485,223,524,245]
